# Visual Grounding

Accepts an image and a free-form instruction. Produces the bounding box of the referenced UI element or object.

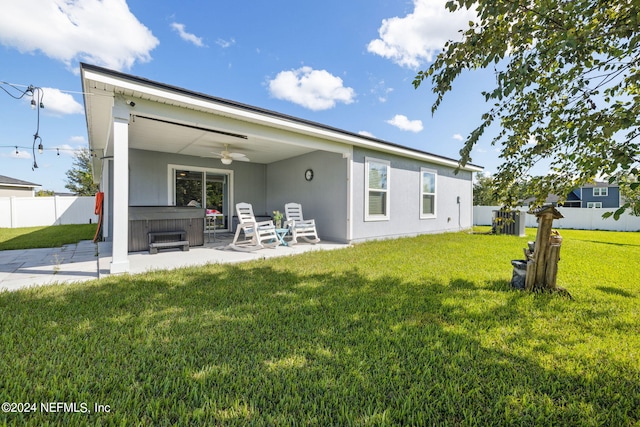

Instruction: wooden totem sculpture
[525,206,564,291]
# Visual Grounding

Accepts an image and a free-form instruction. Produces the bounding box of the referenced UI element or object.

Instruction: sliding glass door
[205,173,228,229]
[175,170,203,207]
[173,167,232,231]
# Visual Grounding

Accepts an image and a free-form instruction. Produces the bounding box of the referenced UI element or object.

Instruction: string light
[0,81,45,170]
[2,145,81,156]
[30,86,45,170]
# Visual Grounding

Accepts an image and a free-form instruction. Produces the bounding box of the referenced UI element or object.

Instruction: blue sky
[0,0,500,193]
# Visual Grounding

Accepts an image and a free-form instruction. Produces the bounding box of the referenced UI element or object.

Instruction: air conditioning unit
[492,209,526,236]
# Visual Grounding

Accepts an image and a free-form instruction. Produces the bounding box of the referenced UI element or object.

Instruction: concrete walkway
[0,236,349,292]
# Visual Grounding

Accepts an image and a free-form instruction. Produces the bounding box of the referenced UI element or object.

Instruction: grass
[0,229,638,426]
[0,224,97,250]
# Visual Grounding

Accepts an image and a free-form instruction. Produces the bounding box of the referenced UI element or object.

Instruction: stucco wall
[125,149,347,240]
[128,148,268,211]
[102,149,268,239]
[0,187,35,197]
[266,151,348,242]
[351,147,473,242]
[109,148,473,244]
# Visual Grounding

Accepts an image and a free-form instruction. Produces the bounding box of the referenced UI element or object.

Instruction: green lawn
[0,224,97,251]
[1,229,638,426]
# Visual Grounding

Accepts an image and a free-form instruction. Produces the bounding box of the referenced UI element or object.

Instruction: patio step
[148,240,189,254]
[148,230,189,254]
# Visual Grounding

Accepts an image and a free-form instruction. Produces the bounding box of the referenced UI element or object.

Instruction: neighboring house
[80,63,482,274]
[0,175,40,197]
[520,182,621,209]
[564,182,620,208]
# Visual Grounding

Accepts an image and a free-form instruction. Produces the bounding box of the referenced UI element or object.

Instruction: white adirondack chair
[284,202,320,245]
[230,202,279,251]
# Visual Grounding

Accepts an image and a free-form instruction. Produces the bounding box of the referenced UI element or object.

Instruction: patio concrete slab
[0,236,349,292]
[0,240,103,292]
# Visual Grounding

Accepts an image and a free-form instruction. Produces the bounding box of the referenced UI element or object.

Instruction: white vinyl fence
[474,206,640,232]
[0,196,99,228]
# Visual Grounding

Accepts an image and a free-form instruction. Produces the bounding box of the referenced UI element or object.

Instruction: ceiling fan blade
[228,152,247,159]
[208,144,250,162]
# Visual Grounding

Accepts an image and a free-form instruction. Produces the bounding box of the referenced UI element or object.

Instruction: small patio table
[275,228,290,246]
[206,213,224,243]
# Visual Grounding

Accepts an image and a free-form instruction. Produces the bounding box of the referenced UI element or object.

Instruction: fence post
[54,195,60,225]
[10,196,16,228]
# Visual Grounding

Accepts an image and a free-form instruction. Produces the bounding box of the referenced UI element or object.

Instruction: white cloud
[0,0,159,71]
[69,136,86,144]
[367,0,477,68]
[370,80,394,103]
[40,88,84,116]
[452,133,464,141]
[171,22,206,47]
[216,38,235,49]
[0,148,31,160]
[52,143,82,157]
[268,66,356,111]
[358,131,375,138]
[386,114,423,132]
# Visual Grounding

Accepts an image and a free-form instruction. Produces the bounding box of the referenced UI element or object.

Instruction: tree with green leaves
[65,147,99,196]
[473,173,500,206]
[35,189,55,197]
[617,173,640,216]
[414,0,639,214]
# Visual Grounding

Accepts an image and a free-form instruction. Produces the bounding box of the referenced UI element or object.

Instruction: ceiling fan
[211,144,250,165]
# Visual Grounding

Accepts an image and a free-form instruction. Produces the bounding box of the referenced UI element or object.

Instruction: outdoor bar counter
[128,206,204,252]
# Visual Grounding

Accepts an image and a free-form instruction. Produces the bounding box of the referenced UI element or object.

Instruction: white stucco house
[80,63,482,274]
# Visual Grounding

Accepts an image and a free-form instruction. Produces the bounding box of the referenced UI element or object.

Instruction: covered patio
[82,63,355,274]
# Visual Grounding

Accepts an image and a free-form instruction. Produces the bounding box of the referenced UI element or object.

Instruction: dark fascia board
[0,175,40,187]
[80,63,483,171]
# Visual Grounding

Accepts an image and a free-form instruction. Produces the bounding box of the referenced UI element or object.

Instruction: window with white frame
[593,187,608,197]
[365,158,390,221]
[420,168,437,218]
[587,202,602,208]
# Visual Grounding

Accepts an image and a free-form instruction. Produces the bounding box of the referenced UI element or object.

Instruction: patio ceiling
[82,66,344,173]
[127,113,317,165]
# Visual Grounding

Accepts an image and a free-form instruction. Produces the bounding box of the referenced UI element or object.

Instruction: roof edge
[80,63,483,172]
